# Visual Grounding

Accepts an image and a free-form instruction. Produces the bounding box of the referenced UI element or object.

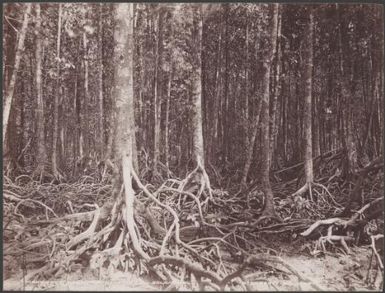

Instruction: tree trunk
[259,4,279,217]
[313,93,321,157]
[212,16,222,164]
[83,31,90,157]
[3,3,31,143]
[113,2,144,256]
[165,67,172,169]
[304,8,314,184]
[222,4,230,165]
[34,4,47,173]
[153,8,164,173]
[337,4,358,175]
[269,5,282,168]
[240,97,263,187]
[52,3,62,178]
[190,4,207,170]
[98,4,104,158]
[240,27,262,187]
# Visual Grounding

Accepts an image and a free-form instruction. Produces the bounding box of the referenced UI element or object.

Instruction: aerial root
[292,181,311,198]
[66,204,101,250]
[179,160,213,201]
[301,197,383,255]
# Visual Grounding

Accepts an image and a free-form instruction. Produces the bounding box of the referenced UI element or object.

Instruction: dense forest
[3,3,384,291]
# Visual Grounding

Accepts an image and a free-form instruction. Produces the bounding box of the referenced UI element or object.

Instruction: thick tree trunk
[3,3,31,143]
[113,2,145,257]
[114,4,135,167]
[52,4,62,177]
[259,4,279,217]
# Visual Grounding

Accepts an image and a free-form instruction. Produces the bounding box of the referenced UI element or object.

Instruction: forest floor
[3,153,384,291]
[4,242,382,291]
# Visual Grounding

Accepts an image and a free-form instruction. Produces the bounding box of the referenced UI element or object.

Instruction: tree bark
[52,3,62,177]
[337,4,358,175]
[240,26,262,187]
[114,3,135,165]
[240,97,263,187]
[191,4,205,167]
[98,4,104,158]
[304,8,314,184]
[3,3,31,143]
[113,3,145,256]
[153,8,165,173]
[259,4,279,217]
[83,31,90,157]
[34,4,47,172]
[269,5,282,168]
[165,67,172,169]
[212,14,222,164]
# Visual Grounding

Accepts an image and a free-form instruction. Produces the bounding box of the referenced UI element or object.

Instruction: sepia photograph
[2,2,384,291]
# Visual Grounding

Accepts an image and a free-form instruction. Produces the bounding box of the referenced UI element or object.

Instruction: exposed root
[4,154,383,290]
[179,160,213,201]
[66,204,101,250]
[300,218,346,237]
[31,164,46,183]
[371,234,384,270]
[292,181,312,199]
[121,155,150,261]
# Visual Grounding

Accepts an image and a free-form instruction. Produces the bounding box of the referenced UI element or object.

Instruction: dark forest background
[3,3,383,184]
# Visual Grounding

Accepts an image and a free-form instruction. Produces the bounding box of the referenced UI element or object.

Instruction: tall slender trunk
[260,4,279,216]
[304,8,314,184]
[223,4,230,164]
[191,4,205,167]
[34,4,46,169]
[269,5,282,167]
[153,8,164,172]
[52,3,62,176]
[98,4,104,158]
[3,3,31,143]
[165,67,172,169]
[240,98,263,187]
[244,10,249,129]
[282,60,289,162]
[83,31,90,157]
[212,17,222,163]
[240,27,262,187]
[337,4,358,175]
[313,93,321,157]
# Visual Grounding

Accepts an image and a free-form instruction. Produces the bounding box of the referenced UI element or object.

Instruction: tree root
[179,160,213,201]
[370,234,384,270]
[292,181,312,199]
[66,204,101,250]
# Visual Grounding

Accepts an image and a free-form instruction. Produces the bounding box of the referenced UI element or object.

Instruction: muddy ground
[4,244,383,291]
